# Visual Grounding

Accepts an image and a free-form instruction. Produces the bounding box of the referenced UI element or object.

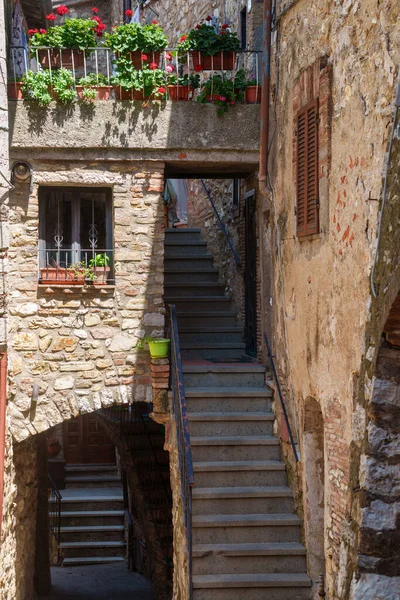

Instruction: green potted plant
[138,336,170,359]
[21,68,75,106]
[76,73,112,101]
[112,67,165,101]
[105,21,168,70]
[67,261,87,283]
[166,73,200,100]
[88,253,111,284]
[197,70,247,114]
[245,76,261,103]
[177,19,239,70]
[28,5,105,68]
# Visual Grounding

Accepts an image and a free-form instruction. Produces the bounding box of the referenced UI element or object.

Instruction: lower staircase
[59,464,126,566]
[165,228,311,600]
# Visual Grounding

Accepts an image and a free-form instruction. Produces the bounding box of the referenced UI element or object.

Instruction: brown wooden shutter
[296,99,319,237]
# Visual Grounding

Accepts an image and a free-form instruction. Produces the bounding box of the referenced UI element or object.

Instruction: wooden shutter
[296,99,319,237]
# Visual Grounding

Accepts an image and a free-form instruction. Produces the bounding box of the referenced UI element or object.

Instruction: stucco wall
[268,0,399,598]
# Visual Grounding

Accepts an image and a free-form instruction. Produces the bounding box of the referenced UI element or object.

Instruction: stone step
[60,540,126,559]
[60,525,125,543]
[164,255,215,269]
[65,465,117,473]
[181,343,246,360]
[179,328,244,344]
[65,475,121,489]
[185,388,272,413]
[164,228,202,242]
[165,282,227,297]
[189,412,274,437]
[177,312,237,328]
[192,487,293,515]
[192,513,301,544]
[165,296,232,312]
[61,496,124,512]
[190,436,281,462]
[164,268,220,283]
[193,541,307,574]
[193,460,287,487]
[183,364,266,388]
[164,240,208,255]
[63,556,126,567]
[60,510,125,527]
[192,573,311,600]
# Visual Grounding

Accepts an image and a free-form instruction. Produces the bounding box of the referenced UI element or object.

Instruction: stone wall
[7,159,165,442]
[267,0,399,598]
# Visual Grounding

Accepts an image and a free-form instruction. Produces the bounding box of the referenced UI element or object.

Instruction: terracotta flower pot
[76,85,112,101]
[167,85,191,100]
[118,50,161,70]
[113,86,145,100]
[245,85,261,104]
[191,51,235,71]
[38,49,85,69]
[92,266,111,285]
[40,267,68,284]
[67,268,86,283]
[8,82,23,100]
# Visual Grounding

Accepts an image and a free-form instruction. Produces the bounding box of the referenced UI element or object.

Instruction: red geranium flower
[141,54,148,61]
[206,15,212,21]
[219,95,226,101]
[94,22,106,36]
[220,30,226,35]
[149,62,158,70]
[195,24,201,29]
[230,100,236,105]
[222,23,229,28]
[157,87,166,94]
[152,19,158,24]
[92,7,99,13]
[179,35,187,42]
[165,51,173,61]
[28,29,39,35]
[56,5,68,16]
[125,9,133,17]
[92,15,102,23]
[45,13,56,21]
[194,64,203,72]
[39,29,47,34]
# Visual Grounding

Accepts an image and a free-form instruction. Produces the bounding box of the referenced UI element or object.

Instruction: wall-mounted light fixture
[11,161,33,192]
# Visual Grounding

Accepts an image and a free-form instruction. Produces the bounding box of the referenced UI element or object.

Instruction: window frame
[240,7,247,50]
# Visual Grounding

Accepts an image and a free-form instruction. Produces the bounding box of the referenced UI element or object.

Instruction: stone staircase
[164,228,311,600]
[59,464,126,566]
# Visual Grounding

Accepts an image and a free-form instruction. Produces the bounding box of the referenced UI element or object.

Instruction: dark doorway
[63,414,116,464]
[244,189,257,357]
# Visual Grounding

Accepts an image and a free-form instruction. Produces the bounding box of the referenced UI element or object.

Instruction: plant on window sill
[21,68,76,106]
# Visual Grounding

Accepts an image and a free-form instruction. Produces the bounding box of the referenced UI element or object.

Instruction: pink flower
[166,64,175,73]
[149,62,158,70]
[230,100,235,105]
[165,51,173,61]
[39,29,47,34]
[56,5,68,16]
[125,9,133,17]
[152,19,158,24]
[141,53,148,61]
[92,7,99,13]
[45,13,56,21]
[218,95,226,101]
[206,15,212,21]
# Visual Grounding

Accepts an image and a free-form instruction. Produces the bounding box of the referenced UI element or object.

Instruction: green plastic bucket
[148,339,170,359]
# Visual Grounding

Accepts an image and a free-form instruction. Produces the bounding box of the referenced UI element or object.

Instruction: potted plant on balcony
[166,73,200,100]
[76,73,112,101]
[105,21,168,70]
[245,76,261,103]
[197,70,248,114]
[28,5,105,69]
[138,336,170,359]
[67,261,87,283]
[8,77,23,100]
[88,253,111,284]
[40,258,69,284]
[112,67,165,101]
[177,19,239,70]
[21,68,75,106]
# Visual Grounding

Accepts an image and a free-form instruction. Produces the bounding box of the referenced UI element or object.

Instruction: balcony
[8,47,261,177]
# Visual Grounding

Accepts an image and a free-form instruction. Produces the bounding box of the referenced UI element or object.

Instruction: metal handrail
[48,473,62,563]
[169,304,194,598]
[264,333,298,461]
[200,179,241,267]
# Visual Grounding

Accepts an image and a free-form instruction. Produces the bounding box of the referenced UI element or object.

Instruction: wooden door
[244,190,257,357]
[63,414,116,464]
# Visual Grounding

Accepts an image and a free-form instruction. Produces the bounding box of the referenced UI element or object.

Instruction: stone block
[90,327,113,339]
[108,334,135,352]
[59,361,95,372]
[54,376,74,391]
[10,302,39,317]
[12,332,38,351]
[143,313,164,327]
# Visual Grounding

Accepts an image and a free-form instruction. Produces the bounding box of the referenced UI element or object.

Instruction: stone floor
[37,563,153,600]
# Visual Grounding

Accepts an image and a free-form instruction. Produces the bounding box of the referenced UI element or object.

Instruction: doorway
[244,189,257,356]
[63,414,116,464]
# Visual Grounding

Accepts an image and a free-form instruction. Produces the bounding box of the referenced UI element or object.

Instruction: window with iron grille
[38,187,114,284]
[296,99,319,237]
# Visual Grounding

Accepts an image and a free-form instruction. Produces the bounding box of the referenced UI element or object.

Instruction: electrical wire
[371,70,400,298]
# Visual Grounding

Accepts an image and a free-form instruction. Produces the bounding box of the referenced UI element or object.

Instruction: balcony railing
[38,248,114,285]
[8,46,262,102]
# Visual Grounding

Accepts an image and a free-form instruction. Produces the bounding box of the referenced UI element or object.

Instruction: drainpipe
[259,0,273,198]
[0,352,7,538]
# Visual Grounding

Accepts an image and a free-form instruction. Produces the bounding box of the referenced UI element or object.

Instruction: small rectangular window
[38,188,114,284]
[240,8,247,50]
[296,99,319,237]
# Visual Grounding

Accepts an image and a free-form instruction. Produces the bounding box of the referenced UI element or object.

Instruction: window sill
[38,284,116,292]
